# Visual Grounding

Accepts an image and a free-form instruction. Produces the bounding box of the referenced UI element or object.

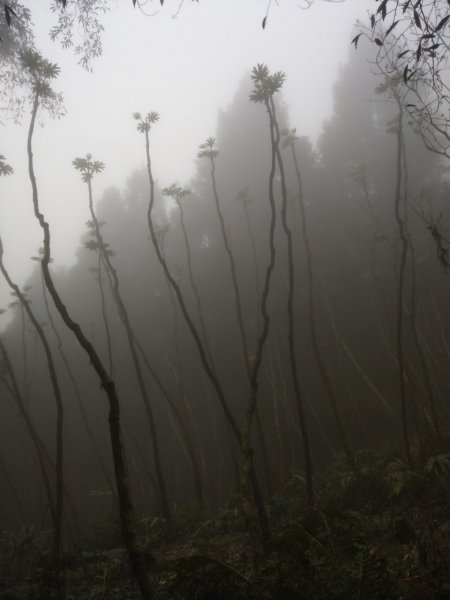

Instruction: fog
[1,1,450,598]
[1,0,367,298]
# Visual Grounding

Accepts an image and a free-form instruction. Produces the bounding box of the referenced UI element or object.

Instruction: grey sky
[1,0,371,320]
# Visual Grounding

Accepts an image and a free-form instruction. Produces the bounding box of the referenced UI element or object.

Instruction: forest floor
[2,446,450,599]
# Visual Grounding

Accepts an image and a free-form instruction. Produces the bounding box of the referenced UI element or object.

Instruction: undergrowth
[2,445,450,599]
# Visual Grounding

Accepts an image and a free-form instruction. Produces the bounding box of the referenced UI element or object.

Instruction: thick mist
[1,1,450,599]
[0,0,367,302]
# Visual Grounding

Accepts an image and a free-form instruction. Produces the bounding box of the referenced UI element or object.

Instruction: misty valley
[1,4,450,599]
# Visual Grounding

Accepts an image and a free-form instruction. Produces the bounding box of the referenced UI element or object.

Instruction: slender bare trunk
[175,197,214,367]
[0,233,64,583]
[207,152,272,498]
[0,345,55,527]
[28,94,154,599]
[270,102,315,503]
[87,179,171,527]
[40,271,117,498]
[143,129,269,544]
[393,99,412,466]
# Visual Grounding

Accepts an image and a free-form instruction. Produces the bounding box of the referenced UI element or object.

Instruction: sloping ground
[2,449,450,599]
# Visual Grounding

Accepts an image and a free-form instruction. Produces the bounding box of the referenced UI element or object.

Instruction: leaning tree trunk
[283,123,356,480]
[269,98,316,504]
[86,178,172,526]
[206,151,272,499]
[27,92,154,600]
[142,127,270,546]
[392,97,413,467]
[0,235,64,588]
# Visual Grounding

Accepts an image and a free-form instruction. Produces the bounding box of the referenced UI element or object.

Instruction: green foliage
[424,453,450,485]
[84,238,115,256]
[49,0,109,70]
[198,136,219,159]
[385,458,419,497]
[0,155,13,176]
[139,514,168,547]
[162,183,191,201]
[19,49,65,118]
[321,448,450,511]
[263,508,394,599]
[31,246,53,263]
[192,502,245,539]
[165,554,262,600]
[73,153,105,182]
[133,110,160,133]
[281,127,298,149]
[249,63,286,103]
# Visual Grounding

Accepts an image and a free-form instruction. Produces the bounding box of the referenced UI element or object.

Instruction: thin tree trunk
[175,196,215,368]
[0,234,64,583]
[0,451,29,527]
[206,150,272,499]
[243,201,262,319]
[28,93,154,599]
[134,336,206,511]
[86,178,171,527]
[40,270,117,498]
[286,131,356,474]
[270,102,315,503]
[142,127,270,545]
[398,126,442,444]
[96,255,115,377]
[161,240,209,508]
[0,344,56,529]
[393,99,412,466]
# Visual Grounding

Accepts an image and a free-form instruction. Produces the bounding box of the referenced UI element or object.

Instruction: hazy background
[0,0,371,317]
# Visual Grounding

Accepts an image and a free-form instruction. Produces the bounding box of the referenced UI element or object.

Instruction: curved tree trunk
[27,93,154,600]
[86,178,171,527]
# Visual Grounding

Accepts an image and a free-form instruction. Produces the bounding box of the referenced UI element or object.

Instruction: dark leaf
[371,13,376,28]
[436,15,450,31]
[4,4,11,26]
[416,43,422,61]
[377,0,388,19]
[374,37,383,46]
[351,33,362,49]
[425,43,441,51]
[403,65,409,82]
[262,16,267,29]
[403,0,411,12]
[132,0,137,6]
[386,20,399,36]
[398,49,409,58]
[160,0,164,4]
[414,10,422,29]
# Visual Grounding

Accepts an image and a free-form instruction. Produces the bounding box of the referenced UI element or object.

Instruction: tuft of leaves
[281,127,298,149]
[162,183,190,201]
[73,153,105,182]
[427,222,449,272]
[49,0,109,71]
[3,2,17,27]
[133,110,160,133]
[197,136,219,159]
[0,155,13,176]
[249,63,286,103]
